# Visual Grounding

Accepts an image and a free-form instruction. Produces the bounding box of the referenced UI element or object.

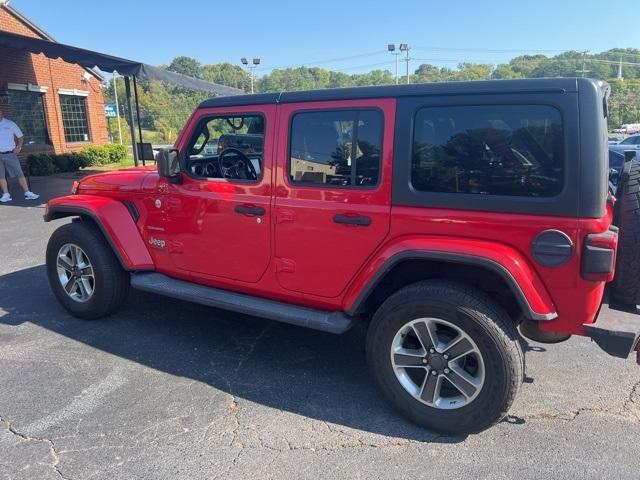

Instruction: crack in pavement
[622,379,640,420]
[508,380,640,424]
[209,324,274,480]
[224,324,273,449]
[0,415,71,480]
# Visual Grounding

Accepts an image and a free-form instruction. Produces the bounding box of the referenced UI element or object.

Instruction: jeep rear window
[289,109,382,187]
[411,105,564,197]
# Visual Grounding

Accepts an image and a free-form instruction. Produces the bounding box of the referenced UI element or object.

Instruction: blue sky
[11,0,640,74]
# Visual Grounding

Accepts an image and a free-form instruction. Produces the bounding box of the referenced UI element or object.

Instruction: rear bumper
[584,301,640,359]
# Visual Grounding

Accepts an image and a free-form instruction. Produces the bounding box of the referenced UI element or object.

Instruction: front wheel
[46,221,129,319]
[366,280,524,434]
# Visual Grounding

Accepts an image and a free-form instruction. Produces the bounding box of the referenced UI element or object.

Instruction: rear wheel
[46,221,129,319]
[366,280,524,434]
[611,160,640,305]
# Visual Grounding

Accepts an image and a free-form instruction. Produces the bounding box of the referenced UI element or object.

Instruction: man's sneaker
[0,193,11,203]
[24,191,40,200]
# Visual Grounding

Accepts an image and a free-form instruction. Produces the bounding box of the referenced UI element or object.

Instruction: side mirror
[157,148,181,179]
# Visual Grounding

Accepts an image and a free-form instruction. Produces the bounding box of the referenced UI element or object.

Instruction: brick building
[0,0,108,158]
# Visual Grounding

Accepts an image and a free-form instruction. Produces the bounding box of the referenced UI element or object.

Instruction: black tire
[46,221,129,319]
[366,280,524,434]
[611,160,640,305]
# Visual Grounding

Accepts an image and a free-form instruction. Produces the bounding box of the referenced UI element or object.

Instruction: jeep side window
[186,114,265,181]
[411,105,564,197]
[289,110,382,187]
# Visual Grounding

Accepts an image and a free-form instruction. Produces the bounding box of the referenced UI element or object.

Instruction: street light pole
[388,44,401,85]
[241,57,261,94]
[400,43,410,84]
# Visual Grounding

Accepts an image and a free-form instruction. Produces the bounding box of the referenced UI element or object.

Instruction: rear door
[273,99,395,298]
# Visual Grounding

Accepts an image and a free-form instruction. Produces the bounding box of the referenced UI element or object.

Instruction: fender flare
[344,241,558,322]
[44,195,154,271]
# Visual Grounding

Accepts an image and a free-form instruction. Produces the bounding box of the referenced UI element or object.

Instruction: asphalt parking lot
[0,176,639,480]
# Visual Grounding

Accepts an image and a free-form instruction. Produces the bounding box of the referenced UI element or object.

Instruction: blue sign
[104,104,117,118]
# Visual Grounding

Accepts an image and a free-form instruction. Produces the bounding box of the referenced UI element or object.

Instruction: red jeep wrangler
[44,78,640,434]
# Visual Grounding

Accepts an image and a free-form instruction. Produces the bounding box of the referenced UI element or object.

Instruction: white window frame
[57,88,89,97]
[8,83,49,93]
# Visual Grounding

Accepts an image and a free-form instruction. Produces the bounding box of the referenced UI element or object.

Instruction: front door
[274,99,395,298]
[164,105,275,283]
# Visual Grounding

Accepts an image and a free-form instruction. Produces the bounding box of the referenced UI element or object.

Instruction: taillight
[581,226,618,282]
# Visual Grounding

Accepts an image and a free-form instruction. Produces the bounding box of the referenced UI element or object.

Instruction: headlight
[70,181,79,194]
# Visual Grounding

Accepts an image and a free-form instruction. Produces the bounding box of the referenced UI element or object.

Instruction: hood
[77,166,155,194]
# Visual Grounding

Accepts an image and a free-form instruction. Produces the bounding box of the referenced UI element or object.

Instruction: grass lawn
[107,155,136,169]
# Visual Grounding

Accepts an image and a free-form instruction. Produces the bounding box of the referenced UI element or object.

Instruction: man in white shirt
[0,110,39,202]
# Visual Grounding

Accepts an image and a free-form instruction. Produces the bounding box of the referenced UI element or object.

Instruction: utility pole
[112,74,123,144]
[400,44,410,84]
[617,56,624,80]
[241,57,260,93]
[576,50,590,77]
[388,44,401,84]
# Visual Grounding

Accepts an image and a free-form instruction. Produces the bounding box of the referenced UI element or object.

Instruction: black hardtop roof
[198,77,604,109]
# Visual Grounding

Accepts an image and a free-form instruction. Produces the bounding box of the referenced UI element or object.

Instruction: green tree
[452,63,492,81]
[201,63,251,90]
[167,56,202,78]
[609,79,640,126]
[413,64,444,82]
[491,64,523,79]
[352,69,394,86]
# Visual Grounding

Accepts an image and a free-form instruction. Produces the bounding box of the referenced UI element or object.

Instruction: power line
[413,45,570,54]
[410,56,640,68]
[414,46,640,61]
[254,51,384,72]
[330,61,394,72]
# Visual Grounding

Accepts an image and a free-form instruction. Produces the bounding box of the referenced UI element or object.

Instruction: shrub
[80,144,128,166]
[51,153,82,173]
[80,145,111,166]
[27,153,55,176]
[66,153,84,171]
[104,144,128,162]
[75,152,91,168]
[24,145,127,176]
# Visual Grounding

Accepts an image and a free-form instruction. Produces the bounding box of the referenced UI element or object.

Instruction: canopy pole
[132,75,145,166]
[124,76,139,166]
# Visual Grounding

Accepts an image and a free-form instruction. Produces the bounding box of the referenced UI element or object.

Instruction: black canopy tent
[0,30,243,165]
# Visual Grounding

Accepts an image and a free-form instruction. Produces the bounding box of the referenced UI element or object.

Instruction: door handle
[235,204,265,216]
[333,214,371,226]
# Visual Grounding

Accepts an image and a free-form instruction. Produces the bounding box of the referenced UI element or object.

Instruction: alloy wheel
[390,317,485,409]
[56,243,95,303]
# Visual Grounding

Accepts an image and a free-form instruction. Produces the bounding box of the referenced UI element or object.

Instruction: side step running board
[131,272,354,334]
